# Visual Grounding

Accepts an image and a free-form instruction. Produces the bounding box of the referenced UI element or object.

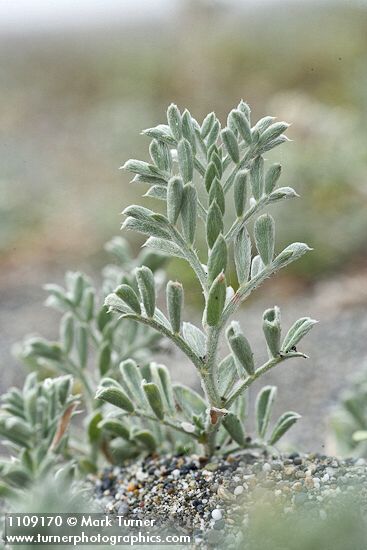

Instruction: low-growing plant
[0,373,78,497]
[331,368,367,457]
[14,237,168,470]
[98,101,317,457]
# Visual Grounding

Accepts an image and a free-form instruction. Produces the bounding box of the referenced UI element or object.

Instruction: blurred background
[1,0,367,452]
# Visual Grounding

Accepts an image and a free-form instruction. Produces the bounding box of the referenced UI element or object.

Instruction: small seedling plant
[98,101,317,457]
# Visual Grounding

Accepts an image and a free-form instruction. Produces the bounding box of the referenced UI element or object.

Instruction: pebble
[211,509,223,521]
[234,486,244,496]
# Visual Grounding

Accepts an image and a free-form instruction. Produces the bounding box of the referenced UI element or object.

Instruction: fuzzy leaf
[201,112,216,138]
[119,359,145,406]
[208,177,225,215]
[256,385,277,438]
[269,411,300,445]
[226,323,254,375]
[167,176,184,224]
[204,161,217,192]
[142,382,165,420]
[207,235,227,286]
[136,266,156,317]
[173,384,206,419]
[98,341,111,376]
[250,156,265,201]
[177,139,194,183]
[167,103,182,141]
[182,322,206,358]
[149,139,172,172]
[272,243,312,270]
[166,281,183,333]
[133,430,157,452]
[234,226,251,285]
[233,170,248,217]
[95,386,134,413]
[144,237,185,260]
[282,317,318,353]
[254,214,275,265]
[222,412,246,446]
[268,187,299,203]
[265,163,282,194]
[206,200,223,249]
[217,354,238,398]
[231,110,252,143]
[263,306,281,358]
[259,122,289,148]
[181,183,197,245]
[142,124,176,146]
[60,313,74,354]
[206,273,226,327]
[98,419,130,440]
[221,128,239,163]
[115,284,141,314]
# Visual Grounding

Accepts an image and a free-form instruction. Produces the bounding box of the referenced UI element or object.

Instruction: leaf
[115,284,141,314]
[77,326,88,368]
[98,341,112,376]
[181,183,197,245]
[255,385,277,438]
[201,112,216,138]
[60,313,74,353]
[221,128,239,163]
[144,237,186,260]
[98,419,130,440]
[231,110,252,143]
[142,382,165,420]
[136,266,156,318]
[263,306,281,358]
[119,359,145,406]
[166,281,184,333]
[217,354,238,397]
[173,384,206,419]
[142,124,176,146]
[268,187,299,203]
[167,176,184,224]
[155,364,176,415]
[167,103,182,141]
[206,273,226,327]
[250,156,265,201]
[234,226,251,285]
[181,110,196,153]
[206,200,223,249]
[144,185,167,200]
[149,139,172,172]
[227,332,254,376]
[282,317,318,352]
[177,139,194,183]
[182,322,206,357]
[233,170,248,217]
[133,430,157,452]
[95,386,134,413]
[269,411,300,445]
[206,120,220,148]
[208,177,225,215]
[104,294,130,315]
[254,214,275,265]
[207,235,227,286]
[222,412,246,446]
[272,242,312,270]
[265,163,282,194]
[204,161,217,192]
[122,216,171,240]
[259,122,289,148]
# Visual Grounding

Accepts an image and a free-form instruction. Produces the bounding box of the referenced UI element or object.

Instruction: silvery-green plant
[0,373,78,497]
[15,237,167,469]
[331,369,367,457]
[98,101,317,456]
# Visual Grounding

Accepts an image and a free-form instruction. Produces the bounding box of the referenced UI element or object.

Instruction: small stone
[211,509,223,521]
[205,463,219,472]
[234,486,244,496]
[292,482,303,492]
[322,473,330,482]
[284,466,296,477]
[117,502,129,516]
[172,469,181,478]
[262,463,271,473]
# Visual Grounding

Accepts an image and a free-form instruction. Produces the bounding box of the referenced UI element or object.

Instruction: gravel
[93,451,367,548]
